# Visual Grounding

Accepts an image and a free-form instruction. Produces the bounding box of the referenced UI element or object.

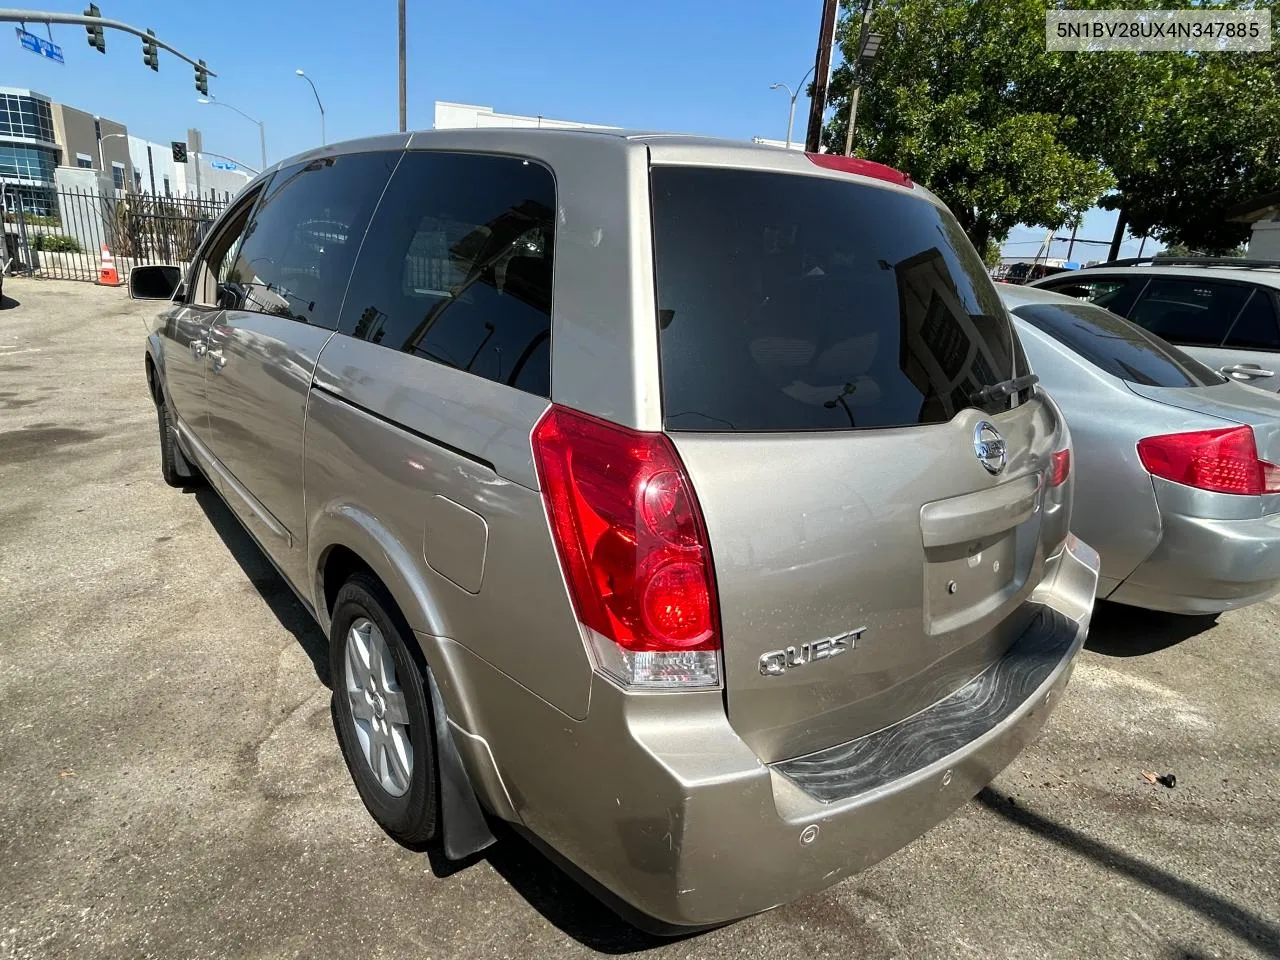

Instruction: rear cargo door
[651,164,1064,764]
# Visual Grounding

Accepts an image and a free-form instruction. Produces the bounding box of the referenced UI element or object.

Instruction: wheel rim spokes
[344,617,413,796]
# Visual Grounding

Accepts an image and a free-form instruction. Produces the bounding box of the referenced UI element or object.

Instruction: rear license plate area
[923,532,1018,634]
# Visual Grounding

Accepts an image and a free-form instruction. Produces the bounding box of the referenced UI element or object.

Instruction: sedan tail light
[531,405,721,688]
[1137,426,1280,496]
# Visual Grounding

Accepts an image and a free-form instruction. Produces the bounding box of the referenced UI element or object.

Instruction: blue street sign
[210,160,238,171]
[16,27,65,64]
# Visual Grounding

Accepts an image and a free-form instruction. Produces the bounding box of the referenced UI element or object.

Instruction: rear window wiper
[972,373,1039,405]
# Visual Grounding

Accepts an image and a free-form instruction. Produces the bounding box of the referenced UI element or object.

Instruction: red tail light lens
[531,405,721,687]
[1049,448,1071,488]
[1137,426,1280,496]
[806,153,914,188]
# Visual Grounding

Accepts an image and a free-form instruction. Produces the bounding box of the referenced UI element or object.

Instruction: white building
[433,101,617,132]
[1227,192,1280,260]
[127,134,253,201]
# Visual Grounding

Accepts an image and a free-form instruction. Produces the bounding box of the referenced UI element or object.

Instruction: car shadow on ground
[192,487,330,686]
[191,484,674,952]
[976,788,1280,957]
[0,293,19,309]
[1084,600,1219,657]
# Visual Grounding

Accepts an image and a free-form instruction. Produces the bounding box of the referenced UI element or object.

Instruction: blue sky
[7,0,1150,259]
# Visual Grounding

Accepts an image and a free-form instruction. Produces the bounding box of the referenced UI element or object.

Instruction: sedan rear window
[1012,301,1225,388]
[651,167,1025,431]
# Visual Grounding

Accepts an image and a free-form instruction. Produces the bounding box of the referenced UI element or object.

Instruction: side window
[1223,289,1280,351]
[188,193,259,308]
[1126,278,1250,347]
[1039,276,1146,317]
[339,150,555,398]
[221,152,400,330]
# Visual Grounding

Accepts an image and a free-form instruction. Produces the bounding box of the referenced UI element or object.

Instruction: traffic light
[142,28,158,71]
[194,60,209,97]
[171,141,187,164]
[84,4,105,53]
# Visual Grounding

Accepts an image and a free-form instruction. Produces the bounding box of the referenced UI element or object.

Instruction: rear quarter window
[1012,301,1225,388]
[651,167,1025,431]
[338,151,556,398]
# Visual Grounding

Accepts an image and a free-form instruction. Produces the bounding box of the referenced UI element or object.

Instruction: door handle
[208,347,226,373]
[1220,363,1275,379]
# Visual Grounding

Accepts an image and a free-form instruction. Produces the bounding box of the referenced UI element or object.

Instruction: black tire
[155,390,187,488]
[330,573,438,848]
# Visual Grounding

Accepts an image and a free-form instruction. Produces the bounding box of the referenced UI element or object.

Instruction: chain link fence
[2,187,228,283]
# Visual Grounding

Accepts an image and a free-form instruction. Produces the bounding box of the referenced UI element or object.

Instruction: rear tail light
[1049,448,1071,488]
[1137,426,1280,496]
[531,405,721,688]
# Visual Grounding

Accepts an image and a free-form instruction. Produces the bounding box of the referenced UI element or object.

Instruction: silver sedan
[999,283,1280,614]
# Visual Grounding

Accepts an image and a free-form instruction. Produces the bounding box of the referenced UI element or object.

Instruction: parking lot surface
[1,278,1278,960]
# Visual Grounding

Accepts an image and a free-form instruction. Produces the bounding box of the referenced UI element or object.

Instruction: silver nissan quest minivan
[135,129,1100,931]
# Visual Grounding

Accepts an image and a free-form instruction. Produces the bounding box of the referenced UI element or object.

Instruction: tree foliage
[1105,38,1280,253]
[823,0,1279,255]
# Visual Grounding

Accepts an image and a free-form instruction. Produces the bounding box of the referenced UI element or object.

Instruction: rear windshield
[1011,301,1225,388]
[651,166,1024,431]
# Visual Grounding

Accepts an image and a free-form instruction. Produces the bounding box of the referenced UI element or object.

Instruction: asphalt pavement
[1,278,1277,960]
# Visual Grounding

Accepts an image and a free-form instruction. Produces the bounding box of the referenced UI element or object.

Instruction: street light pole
[398,0,407,133]
[197,96,267,171]
[295,69,326,145]
[843,1,881,157]
[769,65,815,150]
[97,131,127,184]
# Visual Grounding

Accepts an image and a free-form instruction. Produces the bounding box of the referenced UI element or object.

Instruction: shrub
[33,234,83,253]
[2,212,61,228]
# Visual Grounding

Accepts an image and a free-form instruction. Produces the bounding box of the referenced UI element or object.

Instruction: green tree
[1104,34,1280,254]
[824,0,1129,253]
[823,0,1279,256]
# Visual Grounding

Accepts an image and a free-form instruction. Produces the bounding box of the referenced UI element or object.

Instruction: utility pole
[1066,219,1079,262]
[804,0,840,153]
[398,0,407,132]
[189,127,203,200]
[1107,210,1127,262]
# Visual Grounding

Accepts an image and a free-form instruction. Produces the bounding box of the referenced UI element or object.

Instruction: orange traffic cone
[97,243,122,287]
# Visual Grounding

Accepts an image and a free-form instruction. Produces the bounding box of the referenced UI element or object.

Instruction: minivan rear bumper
[441,536,1099,929]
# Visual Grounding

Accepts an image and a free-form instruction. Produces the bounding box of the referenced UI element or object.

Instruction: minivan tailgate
[671,399,1062,764]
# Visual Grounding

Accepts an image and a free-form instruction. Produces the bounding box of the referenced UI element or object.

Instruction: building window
[111,162,125,190]
[76,152,93,169]
[133,170,142,192]
[1,184,56,216]
[0,143,59,183]
[0,92,55,142]
[162,175,170,197]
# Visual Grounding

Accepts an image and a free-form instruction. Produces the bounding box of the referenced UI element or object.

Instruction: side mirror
[129,264,182,301]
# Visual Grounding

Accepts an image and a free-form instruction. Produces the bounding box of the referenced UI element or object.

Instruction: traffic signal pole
[0,7,216,75]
